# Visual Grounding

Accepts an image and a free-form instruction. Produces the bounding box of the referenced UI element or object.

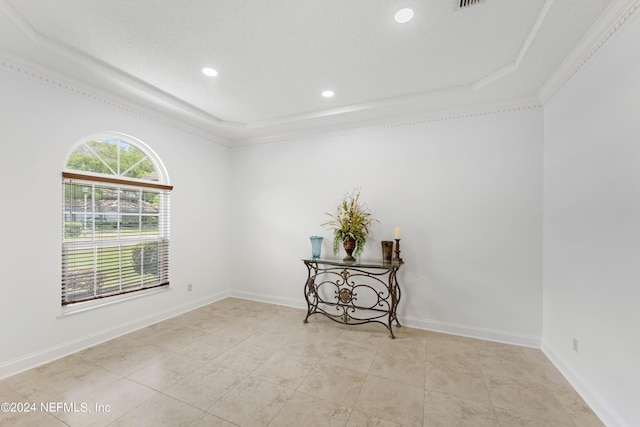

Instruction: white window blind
[62,172,171,305]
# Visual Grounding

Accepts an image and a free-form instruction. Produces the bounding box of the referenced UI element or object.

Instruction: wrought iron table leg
[303,263,316,323]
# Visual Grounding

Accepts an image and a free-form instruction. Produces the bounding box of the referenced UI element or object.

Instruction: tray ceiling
[0,0,619,143]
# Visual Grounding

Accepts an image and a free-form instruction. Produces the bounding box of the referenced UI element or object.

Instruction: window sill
[58,286,171,318]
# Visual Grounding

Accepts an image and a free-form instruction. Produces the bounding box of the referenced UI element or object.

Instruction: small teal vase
[310,236,323,259]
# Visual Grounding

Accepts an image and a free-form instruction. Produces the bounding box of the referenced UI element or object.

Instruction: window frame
[61,133,172,310]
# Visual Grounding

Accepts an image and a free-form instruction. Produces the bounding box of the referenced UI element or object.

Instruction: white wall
[229,108,543,345]
[0,7,635,424]
[542,11,640,427]
[0,63,231,378]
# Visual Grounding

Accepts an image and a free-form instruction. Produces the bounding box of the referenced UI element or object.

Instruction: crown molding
[0,0,559,146]
[10,0,618,146]
[0,50,232,147]
[0,0,243,132]
[538,0,640,105]
[1,48,541,150]
[231,98,542,148]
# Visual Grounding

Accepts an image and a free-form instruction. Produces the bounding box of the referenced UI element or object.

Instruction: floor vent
[457,0,482,8]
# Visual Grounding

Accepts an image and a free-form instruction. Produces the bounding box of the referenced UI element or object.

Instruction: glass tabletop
[302,258,403,269]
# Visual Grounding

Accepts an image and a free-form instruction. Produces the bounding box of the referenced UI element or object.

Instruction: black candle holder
[393,239,403,263]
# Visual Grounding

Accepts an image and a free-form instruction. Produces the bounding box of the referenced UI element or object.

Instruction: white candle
[394,227,401,239]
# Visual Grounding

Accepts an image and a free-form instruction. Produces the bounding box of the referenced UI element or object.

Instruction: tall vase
[310,236,323,259]
[343,237,356,262]
[381,241,393,262]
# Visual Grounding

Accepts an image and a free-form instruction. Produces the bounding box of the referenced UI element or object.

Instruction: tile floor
[1,298,605,426]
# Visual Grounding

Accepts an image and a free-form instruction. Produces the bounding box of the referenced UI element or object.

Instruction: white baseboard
[230,291,541,348]
[0,291,230,380]
[228,290,308,311]
[542,343,628,427]
[401,315,541,348]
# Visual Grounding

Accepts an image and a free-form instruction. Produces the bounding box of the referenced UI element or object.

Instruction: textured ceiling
[0,0,618,143]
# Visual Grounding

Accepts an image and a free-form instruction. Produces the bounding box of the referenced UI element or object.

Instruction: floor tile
[1,410,68,427]
[0,380,23,401]
[346,410,403,427]
[210,318,267,341]
[168,310,215,330]
[299,318,349,340]
[320,341,378,374]
[207,377,294,426]
[51,378,156,427]
[425,361,492,405]
[180,332,245,360]
[241,326,296,351]
[476,341,548,385]
[377,331,427,361]
[188,412,238,426]
[552,387,606,427]
[163,362,245,410]
[4,355,121,402]
[0,383,67,427]
[298,363,367,407]
[126,321,182,344]
[108,393,202,426]
[279,334,334,359]
[369,350,426,387]
[354,375,424,427]
[424,390,499,427]
[426,333,483,372]
[269,391,351,427]
[127,350,209,391]
[521,347,577,390]
[213,341,276,375]
[0,297,605,427]
[78,336,164,377]
[494,407,575,427]
[337,328,391,348]
[485,375,574,425]
[250,350,319,389]
[151,326,209,353]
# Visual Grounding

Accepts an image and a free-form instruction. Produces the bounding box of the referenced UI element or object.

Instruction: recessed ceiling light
[394,7,415,24]
[322,90,335,98]
[202,67,218,77]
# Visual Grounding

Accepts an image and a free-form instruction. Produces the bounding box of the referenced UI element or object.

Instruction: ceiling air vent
[457,0,482,8]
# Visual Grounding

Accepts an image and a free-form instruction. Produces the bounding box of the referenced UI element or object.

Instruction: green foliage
[322,189,378,257]
[64,222,83,238]
[132,242,159,276]
[66,143,111,174]
[66,139,156,179]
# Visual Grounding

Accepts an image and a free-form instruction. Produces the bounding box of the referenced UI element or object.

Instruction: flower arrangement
[322,188,377,259]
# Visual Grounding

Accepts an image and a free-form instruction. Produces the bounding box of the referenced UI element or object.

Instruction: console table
[302,258,403,338]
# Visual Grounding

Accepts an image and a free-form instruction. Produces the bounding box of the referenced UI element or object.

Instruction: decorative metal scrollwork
[338,288,353,303]
[302,259,403,338]
[306,277,316,294]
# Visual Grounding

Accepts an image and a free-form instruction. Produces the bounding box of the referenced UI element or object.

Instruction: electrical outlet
[573,338,579,353]
[187,284,192,292]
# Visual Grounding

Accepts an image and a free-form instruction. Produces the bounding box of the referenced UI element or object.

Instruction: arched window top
[65,133,169,185]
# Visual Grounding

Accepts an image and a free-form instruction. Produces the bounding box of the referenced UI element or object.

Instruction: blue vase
[310,236,323,259]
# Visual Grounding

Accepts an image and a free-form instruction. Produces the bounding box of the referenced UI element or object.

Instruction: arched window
[61,133,172,306]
